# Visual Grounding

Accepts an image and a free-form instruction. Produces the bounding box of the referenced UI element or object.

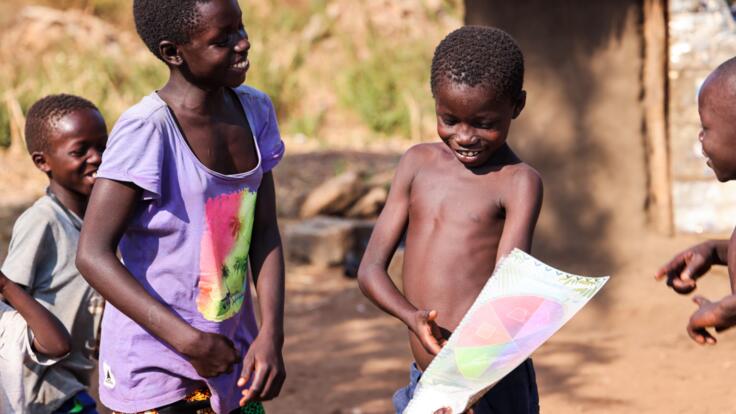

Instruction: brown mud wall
[465,0,648,277]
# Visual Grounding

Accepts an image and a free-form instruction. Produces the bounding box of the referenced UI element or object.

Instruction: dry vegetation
[0,0,462,205]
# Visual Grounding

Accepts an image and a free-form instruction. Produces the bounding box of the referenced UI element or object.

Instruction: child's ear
[512,90,527,119]
[31,151,51,176]
[159,41,183,66]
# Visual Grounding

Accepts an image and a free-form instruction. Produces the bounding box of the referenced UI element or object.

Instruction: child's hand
[184,331,238,378]
[655,242,716,294]
[237,333,286,405]
[410,310,446,355]
[687,295,736,345]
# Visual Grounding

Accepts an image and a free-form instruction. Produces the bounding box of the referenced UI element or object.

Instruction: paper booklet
[404,249,609,413]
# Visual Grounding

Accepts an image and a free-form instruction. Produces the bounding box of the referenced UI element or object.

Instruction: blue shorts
[393,359,540,414]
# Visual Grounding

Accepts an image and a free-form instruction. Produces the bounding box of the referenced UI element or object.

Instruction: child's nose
[88,149,103,165]
[456,126,479,146]
[235,31,250,53]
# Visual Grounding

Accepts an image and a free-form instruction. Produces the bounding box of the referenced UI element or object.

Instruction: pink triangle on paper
[457,302,513,347]
[491,296,545,337]
[515,299,565,340]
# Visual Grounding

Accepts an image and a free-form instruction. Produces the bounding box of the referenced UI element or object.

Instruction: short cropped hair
[133,0,209,60]
[25,94,98,154]
[431,26,525,101]
[709,56,736,95]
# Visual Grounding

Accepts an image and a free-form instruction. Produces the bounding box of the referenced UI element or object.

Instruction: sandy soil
[264,232,736,414]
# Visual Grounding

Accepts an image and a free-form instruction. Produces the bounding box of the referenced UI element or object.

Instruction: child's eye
[475,122,495,130]
[442,118,458,126]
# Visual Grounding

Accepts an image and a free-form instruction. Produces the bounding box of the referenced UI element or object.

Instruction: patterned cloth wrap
[112,388,265,414]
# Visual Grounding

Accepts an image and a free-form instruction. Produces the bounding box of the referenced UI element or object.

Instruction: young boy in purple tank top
[76,1,286,413]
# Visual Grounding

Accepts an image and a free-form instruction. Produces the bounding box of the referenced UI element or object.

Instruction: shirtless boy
[358,26,543,413]
[656,57,736,344]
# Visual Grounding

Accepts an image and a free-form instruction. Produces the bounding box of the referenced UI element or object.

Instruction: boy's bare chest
[409,169,507,224]
[178,116,257,175]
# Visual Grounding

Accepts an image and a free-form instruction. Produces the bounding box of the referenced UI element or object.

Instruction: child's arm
[0,272,70,358]
[358,147,444,356]
[685,293,736,345]
[495,167,543,264]
[237,172,286,405]
[655,239,729,294]
[76,179,238,378]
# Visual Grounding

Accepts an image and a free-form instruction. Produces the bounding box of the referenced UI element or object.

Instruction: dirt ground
[3,151,736,414]
[265,232,736,414]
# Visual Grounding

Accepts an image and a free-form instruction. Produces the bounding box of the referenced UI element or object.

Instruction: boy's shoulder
[233,84,272,103]
[401,142,447,164]
[14,196,65,232]
[115,92,169,126]
[500,161,543,183]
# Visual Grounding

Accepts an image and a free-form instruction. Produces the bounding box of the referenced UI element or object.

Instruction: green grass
[338,31,435,138]
[0,25,165,147]
[0,0,461,147]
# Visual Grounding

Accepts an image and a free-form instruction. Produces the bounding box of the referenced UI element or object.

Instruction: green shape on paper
[454,344,508,379]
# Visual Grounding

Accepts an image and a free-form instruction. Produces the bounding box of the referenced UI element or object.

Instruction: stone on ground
[299,171,366,218]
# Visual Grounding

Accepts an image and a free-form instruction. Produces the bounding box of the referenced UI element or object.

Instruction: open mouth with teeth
[454,148,485,164]
[231,59,249,71]
[457,150,480,157]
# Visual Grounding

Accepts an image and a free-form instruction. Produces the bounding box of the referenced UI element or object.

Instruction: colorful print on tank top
[197,189,258,321]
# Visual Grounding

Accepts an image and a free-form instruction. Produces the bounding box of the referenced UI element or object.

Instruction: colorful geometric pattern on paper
[454,296,564,379]
[404,249,608,414]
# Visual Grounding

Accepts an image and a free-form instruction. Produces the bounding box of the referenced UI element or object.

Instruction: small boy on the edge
[1,271,71,413]
[358,26,543,414]
[656,57,736,344]
[2,94,107,413]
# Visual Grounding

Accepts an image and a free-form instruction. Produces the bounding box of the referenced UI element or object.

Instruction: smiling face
[174,0,250,88]
[39,108,107,197]
[434,81,525,168]
[698,75,736,182]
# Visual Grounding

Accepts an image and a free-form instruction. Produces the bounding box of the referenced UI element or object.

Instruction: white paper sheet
[404,249,609,413]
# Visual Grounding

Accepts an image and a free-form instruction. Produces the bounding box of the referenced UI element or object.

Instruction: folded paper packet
[404,249,609,413]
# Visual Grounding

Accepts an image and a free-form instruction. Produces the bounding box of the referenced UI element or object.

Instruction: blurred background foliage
[0,0,463,149]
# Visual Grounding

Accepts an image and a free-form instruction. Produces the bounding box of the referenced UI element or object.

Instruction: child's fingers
[423,333,442,355]
[238,359,255,387]
[260,368,280,400]
[655,253,687,280]
[687,325,716,345]
[242,364,268,403]
[692,295,710,307]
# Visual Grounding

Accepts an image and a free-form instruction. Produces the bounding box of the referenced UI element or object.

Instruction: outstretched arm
[238,172,286,405]
[76,179,238,377]
[0,272,70,357]
[655,239,729,294]
[495,167,543,265]
[358,147,444,355]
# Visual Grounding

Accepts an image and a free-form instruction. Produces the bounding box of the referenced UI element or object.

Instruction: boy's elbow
[356,264,368,289]
[36,333,71,359]
[51,339,72,359]
[356,263,374,295]
[75,247,94,280]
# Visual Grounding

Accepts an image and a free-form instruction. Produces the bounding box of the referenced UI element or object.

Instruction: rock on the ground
[299,171,366,218]
[346,186,388,218]
[284,216,375,268]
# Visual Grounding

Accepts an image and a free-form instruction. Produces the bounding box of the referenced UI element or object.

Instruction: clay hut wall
[464,0,649,274]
